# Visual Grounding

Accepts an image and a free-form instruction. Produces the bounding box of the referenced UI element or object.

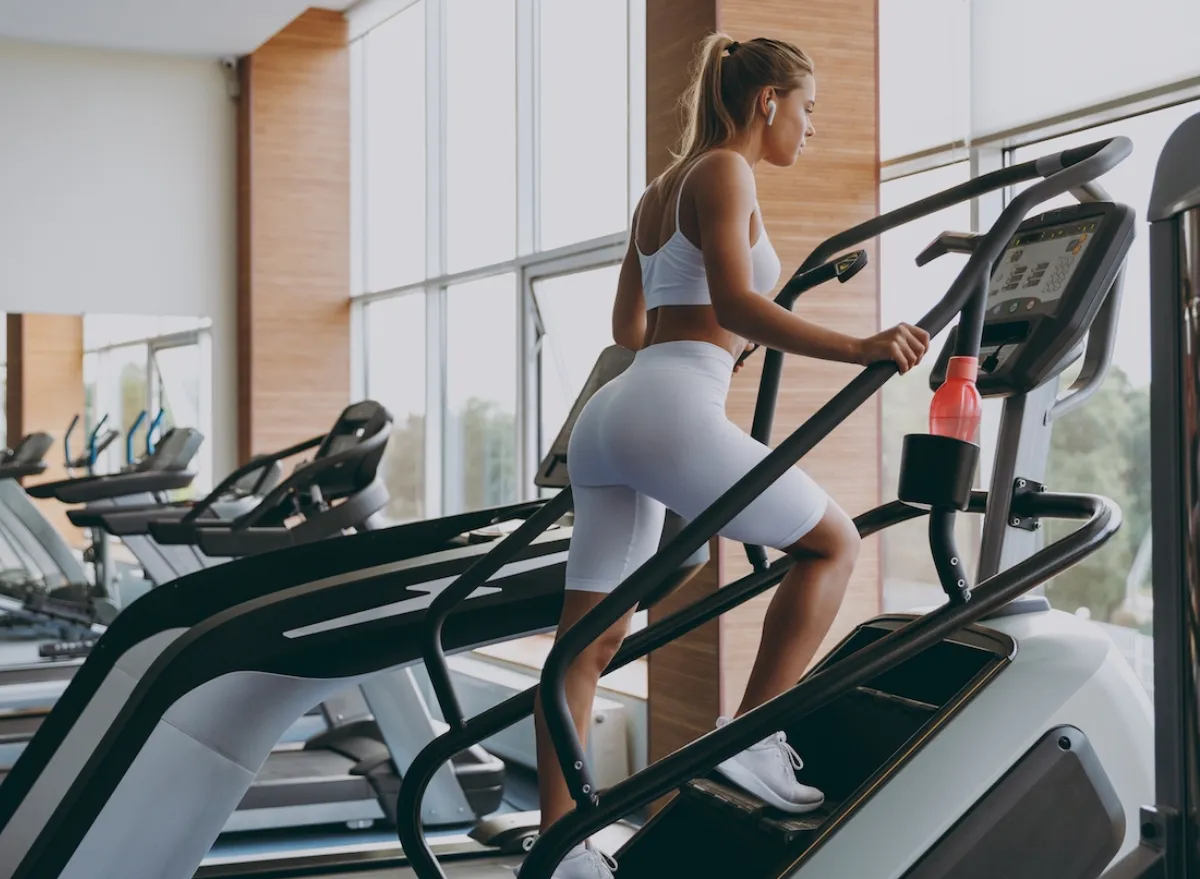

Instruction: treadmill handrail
[180,434,324,523]
[229,421,392,531]
[532,136,1132,822]
[125,410,147,468]
[514,493,1119,879]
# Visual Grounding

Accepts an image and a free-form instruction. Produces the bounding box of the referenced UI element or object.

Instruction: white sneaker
[513,843,617,879]
[712,716,825,813]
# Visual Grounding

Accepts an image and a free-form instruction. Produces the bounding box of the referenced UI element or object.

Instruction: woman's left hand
[733,342,758,374]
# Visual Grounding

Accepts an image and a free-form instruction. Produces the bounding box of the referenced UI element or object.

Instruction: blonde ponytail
[664,33,816,182]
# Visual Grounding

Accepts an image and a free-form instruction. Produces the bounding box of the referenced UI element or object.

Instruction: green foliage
[1044,366,1150,621]
[376,397,517,522]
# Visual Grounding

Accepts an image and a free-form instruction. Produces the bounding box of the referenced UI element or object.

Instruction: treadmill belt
[238,750,374,811]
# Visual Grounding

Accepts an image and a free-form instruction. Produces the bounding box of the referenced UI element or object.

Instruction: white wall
[0,38,237,476]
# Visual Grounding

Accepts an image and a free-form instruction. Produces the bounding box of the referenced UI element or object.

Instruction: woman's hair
[668,33,814,176]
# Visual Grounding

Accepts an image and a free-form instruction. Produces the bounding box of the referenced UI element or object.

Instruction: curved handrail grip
[518,494,1120,877]
[180,434,324,523]
[231,421,391,530]
[422,488,574,728]
[88,414,109,468]
[537,135,1133,812]
[125,411,147,467]
[63,414,79,468]
[146,408,166,457]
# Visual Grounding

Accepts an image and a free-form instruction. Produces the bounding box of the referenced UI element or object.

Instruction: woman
[529,33,929,879]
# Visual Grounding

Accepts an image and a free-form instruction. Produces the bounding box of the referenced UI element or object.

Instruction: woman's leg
[737,502,861,715]
[534,593,637,831]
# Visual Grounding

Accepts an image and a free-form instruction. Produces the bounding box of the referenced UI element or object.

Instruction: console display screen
[987,218,1100,318]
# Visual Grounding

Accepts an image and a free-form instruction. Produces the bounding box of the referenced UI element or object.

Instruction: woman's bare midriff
[644,305,744,360]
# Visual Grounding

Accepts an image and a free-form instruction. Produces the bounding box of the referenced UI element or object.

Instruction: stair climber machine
[0,355,716,879]
[375,136,1153,879]
[1096,111,1200,879]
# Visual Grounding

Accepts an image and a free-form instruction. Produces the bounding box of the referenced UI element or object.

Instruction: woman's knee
[573,618,630,678]
[788,503,860,568]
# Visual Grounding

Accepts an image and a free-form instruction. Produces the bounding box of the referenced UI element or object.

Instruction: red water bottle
[930,356,982,443]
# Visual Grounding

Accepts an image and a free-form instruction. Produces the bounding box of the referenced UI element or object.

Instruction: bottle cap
[946,356,979,382]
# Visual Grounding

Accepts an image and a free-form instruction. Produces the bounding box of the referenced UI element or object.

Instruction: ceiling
[0,0,359,57]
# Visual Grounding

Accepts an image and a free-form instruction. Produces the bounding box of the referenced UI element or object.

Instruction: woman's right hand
[856,323,930,373]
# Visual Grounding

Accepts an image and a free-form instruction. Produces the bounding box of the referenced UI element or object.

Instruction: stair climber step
[681,777,836,843]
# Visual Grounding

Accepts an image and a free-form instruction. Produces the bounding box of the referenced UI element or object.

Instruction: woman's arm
[694,152,928,372]
[612,202,650,350]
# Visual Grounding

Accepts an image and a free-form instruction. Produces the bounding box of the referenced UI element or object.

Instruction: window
[445,0,517,272]
[1004,102,1200,693]
[352,0,642,517]
[365,294,427,522]
[879,0,970,161]
[971,0,1200,139]
[362,1,427,291]
[444,274,518,514]
[537,1,629,250]
[531,264,620,461]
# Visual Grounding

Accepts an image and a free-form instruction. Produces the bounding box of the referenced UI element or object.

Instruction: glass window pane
[366,293,427,521]
[532,264,620,458]
[538,1,628,249]
[152,343,210,493]
[1005,102,1199,693]
[364,2,427,291]
[972,0,1200,138]
[878,162,978,613]
[446,0,517,273]
[445,274,518,513]
[879,0,970,160]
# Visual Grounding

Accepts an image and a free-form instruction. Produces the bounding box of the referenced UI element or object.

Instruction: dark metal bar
[929,508,971,603]
[180,435,324,522]
[518,492,1119,879]
[421,488,572,728]
[536,136,1132,817]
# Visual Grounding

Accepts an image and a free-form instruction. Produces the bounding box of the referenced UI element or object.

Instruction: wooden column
[237,9,351,462]
[646,0,881,764]
[6,313,87,544]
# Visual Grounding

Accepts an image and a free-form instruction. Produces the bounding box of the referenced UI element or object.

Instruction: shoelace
[590,847,619,873]
[773,732,805,771]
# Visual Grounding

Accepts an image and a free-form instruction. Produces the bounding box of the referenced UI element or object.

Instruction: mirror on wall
[2,312,215,495]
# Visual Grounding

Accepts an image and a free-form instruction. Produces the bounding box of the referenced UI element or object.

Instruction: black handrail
[394,493,987,878]
[517,492,1120,878]
[422,487,574,728]
[180,434,325,523]
[534,137,1131,826]
[749,137,1126,448]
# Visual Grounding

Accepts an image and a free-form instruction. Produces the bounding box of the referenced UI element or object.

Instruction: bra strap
[674,159,704,230]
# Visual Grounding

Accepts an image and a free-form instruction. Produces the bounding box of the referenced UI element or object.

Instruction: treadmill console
[931,201,1135,397]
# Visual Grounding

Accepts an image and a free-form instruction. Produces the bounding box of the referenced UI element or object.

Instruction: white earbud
[766,100,777,127]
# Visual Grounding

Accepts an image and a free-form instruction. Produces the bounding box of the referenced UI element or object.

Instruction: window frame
[350,0,645,514]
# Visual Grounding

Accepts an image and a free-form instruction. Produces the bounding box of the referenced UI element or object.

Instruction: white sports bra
[635,159,783,310]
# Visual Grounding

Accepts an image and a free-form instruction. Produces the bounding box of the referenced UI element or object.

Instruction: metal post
[976,380,1058,582]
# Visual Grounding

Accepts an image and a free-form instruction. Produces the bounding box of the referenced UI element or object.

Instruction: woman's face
[762,75,816,167]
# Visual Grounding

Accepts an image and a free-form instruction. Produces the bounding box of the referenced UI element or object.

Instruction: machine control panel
[931,201,1134,397]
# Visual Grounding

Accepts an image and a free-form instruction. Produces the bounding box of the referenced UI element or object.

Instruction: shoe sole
[713,759,825,815]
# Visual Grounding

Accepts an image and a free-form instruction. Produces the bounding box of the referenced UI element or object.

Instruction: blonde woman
[528,33,929,879]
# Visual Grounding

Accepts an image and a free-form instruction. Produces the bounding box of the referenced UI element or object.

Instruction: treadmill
[0,347,712,879]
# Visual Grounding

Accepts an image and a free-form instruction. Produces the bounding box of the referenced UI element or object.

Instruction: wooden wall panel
[238,9,351,462]
[6,313,87,545]
[644,0,722,773]
[717,0,883,714]
[645,0,881,749]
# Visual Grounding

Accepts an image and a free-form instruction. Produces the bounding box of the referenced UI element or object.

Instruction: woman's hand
[733,342,758,374]
[856,323,930,373]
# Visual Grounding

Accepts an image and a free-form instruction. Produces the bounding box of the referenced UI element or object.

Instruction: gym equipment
[0,360,708,879]
[1097,111,1200,879]
[392,137,1151,879]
